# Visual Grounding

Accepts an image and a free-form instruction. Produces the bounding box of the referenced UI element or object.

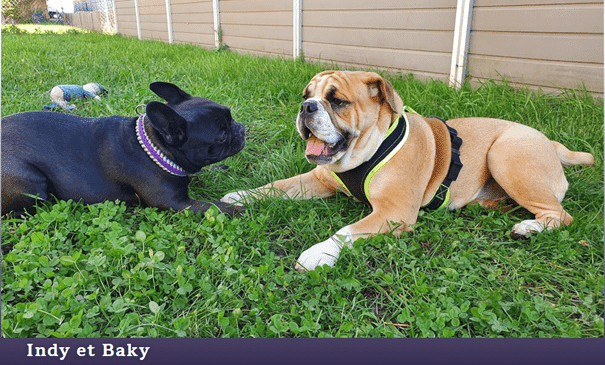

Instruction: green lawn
[1,25,603,338]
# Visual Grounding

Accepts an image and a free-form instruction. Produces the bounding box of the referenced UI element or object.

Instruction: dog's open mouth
[305,134,348,164]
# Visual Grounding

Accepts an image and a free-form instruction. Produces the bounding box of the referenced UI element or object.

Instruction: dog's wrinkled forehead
[305,72,345,99]
[303,71,375,103]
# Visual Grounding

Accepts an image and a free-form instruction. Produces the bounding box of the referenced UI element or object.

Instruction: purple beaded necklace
[136,115,189,176]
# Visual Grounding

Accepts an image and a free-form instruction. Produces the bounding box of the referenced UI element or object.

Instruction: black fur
[1,82,245,217]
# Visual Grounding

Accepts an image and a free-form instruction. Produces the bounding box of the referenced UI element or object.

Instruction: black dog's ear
[149,82,192,105]
[145,101,188,147]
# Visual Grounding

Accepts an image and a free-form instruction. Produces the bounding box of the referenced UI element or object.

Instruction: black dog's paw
[211,164,229,171]
[210,200,245,217]
[224,203,246,217]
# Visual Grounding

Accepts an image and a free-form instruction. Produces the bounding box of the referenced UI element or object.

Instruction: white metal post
[102,0,110,32]
[134,0,142,40]
[165,0,173,44]
[293,0,302,59]
[112,0,119,34]
[213,0,221,49]
[448,0,474,88]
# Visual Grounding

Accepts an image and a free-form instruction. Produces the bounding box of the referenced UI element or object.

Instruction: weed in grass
[1,25,603,338]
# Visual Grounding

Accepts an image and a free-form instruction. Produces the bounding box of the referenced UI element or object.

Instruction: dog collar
[136,114,189,177]
[329,107,411,205]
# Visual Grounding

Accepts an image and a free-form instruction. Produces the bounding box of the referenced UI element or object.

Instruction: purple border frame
[1,338,603,365]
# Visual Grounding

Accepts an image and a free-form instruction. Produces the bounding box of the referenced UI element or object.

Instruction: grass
[1,25,603,338]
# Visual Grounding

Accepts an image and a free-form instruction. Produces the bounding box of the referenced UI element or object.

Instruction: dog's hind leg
[486,128,573,239]
[1,165,50,216]
[471,178,516,212]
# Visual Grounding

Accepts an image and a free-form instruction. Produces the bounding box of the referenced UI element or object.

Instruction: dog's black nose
[301,101,318,115]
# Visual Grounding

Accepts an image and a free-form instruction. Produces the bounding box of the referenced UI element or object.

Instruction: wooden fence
[91,0,603,94]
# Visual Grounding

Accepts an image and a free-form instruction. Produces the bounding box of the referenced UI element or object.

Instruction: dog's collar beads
[136,114,189,177]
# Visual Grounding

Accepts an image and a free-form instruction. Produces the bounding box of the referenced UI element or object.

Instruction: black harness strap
[422,116,464,210]
[330,113,463,211]
[334,115,408,205]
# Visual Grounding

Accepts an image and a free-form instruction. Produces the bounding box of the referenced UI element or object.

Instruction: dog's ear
[364,74,403,118]
[149,82,192,105]
[145,101,187,147]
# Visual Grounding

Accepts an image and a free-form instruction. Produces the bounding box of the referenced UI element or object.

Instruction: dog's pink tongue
[305,135,328,157]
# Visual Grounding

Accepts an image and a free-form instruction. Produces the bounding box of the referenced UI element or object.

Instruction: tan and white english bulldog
[222,70,594,272]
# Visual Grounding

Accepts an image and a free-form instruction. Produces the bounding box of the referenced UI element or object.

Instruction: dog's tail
[552,141,594,166]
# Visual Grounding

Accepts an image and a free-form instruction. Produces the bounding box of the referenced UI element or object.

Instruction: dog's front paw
[215,201,245,217]
[511,219,544,239]
[294,241,340,272]
[220,190,249,205]
[294,227,354,272]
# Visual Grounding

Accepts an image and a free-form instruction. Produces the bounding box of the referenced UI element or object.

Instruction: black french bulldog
[1,82,245,217]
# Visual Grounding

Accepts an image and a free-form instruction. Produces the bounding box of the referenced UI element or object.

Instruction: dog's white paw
[294,227,354,272]
[220,190,249,205]
[511,219,544,239]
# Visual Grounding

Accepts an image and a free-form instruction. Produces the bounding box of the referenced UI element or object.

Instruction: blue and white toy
[44,83,107,111]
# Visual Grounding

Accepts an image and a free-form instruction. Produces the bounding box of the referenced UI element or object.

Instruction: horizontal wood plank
[468,55,603,92]
[303,0,457,10]
[172,12,214,24]
[171,2,213,14]
[223,24,292,41]
[303,27,453,53]
[222,35,292,55]
[173,32,215,46]
[221,12,292,26]
[172,23,214,34]
[475,0,603,6]
[220,0,292,12]
[470,32,603,63]
[303,42,451,75]
[472,5,603,33]
[302,10,456,31]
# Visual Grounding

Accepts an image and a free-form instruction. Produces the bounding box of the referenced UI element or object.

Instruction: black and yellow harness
[329,106,463,210]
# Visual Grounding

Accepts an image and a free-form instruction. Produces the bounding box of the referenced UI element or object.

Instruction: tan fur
[225,71,594,270]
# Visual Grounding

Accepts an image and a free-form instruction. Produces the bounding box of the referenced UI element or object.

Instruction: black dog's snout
[301,101,319,115]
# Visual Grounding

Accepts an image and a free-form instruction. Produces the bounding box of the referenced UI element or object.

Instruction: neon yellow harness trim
[329,106,413,202]
[328,106,456,210]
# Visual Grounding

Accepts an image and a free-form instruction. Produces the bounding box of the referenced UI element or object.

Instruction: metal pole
[112,0,119,33]
[293,0,302,59]
[165,0,173,44]
[448,0,474,88]
[134,0,142,40]
[102,0,110,33]
[213,0,221,49]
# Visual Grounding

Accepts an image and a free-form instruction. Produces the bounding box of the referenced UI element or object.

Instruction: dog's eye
[216,133,227,143]
[331,98,346,107]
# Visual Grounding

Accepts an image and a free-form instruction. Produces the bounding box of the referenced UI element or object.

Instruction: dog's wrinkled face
[296,71,402,172]
[146,82,246,172]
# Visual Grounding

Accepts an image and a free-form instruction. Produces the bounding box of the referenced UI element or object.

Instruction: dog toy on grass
[44,83,107,111]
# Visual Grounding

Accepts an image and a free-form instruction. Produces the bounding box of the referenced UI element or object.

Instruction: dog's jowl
[2,82,245,217]
[222,70,594,272]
